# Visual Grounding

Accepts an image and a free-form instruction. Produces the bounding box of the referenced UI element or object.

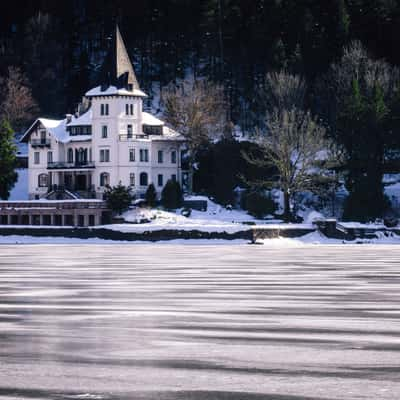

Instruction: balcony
[47,161,95,170]
[31,138,51,147]
[119,134,148,141]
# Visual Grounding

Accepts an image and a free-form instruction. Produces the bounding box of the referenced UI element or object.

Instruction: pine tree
[0,119,18,200]
[161,180,183,210]
[103,183,133,215]
[145,184,157,207]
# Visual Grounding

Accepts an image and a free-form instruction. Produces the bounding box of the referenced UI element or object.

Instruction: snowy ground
[9,168,28,200]
[5,173,400,243]
[1,230,399,245]
[1,245,400,400]
[115,196,314,234]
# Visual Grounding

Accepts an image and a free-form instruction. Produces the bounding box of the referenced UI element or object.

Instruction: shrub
[161,180,183,209]
[104,183,133,215]
[145,183,157,207]
[241,190,277,219]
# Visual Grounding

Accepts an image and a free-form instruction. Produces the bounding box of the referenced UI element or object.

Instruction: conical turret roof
[98,25,140,91]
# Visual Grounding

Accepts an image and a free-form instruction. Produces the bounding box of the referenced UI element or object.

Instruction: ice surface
[0,245,400,400]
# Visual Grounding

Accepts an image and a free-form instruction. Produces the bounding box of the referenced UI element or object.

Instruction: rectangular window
[130,104,133,115]
[105,104,109,115]
[125,104,129,115]
[171,150,177,164]
[157,174,163,187]
[129,148,135,162]
[140,149,149,162]
[158,150,163,163]
[171,174,177,182]
[127,124,132,138]
[102,125,108,138]
[100,149,110,162]
[34,152,40,164]
[100,104,104,116]
[47,151,53,163]
[130,173,135,186]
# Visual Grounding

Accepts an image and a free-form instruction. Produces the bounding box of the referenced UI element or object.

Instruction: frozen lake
[0,244,400,400]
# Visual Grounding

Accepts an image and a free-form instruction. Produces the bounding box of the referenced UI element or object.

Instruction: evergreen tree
[161,180,183,210]
[320,42,400,221]
[145,183,157,208]
[0,119,18,200]
[103,183,133,215]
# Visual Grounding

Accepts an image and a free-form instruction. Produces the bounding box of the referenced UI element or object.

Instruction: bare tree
[261,71,307,114]
[246,108,328,221]
[163,79,227,152]
[0,67,38,131]
[163,78,228,191]
[245,71,330,220]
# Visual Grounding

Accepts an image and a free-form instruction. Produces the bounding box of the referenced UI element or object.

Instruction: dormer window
[143,125,162,135]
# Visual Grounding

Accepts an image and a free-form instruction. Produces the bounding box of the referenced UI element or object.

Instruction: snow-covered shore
[1,230,399,245]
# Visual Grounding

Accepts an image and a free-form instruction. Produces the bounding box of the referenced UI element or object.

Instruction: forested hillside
[2,0,400,221]
[1,0,399,125]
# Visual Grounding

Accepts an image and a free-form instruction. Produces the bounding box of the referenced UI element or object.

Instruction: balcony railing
[119,134,148,141]
[31,138,51,147]
[47,161,95,169]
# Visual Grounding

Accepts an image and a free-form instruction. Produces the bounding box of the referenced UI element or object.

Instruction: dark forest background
[1,0,399,128]
[2,0,400,220]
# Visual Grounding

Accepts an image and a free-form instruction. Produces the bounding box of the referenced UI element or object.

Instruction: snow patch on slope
[9,169,28,200]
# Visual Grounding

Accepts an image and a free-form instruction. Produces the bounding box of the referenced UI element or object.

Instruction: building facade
[21,26,184,200]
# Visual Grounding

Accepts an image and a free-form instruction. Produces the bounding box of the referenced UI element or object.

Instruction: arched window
[77,148,87,164]
[38,173,48,187]
[139,172,148,186]
[100,172,110,187]
[67,148,73,163]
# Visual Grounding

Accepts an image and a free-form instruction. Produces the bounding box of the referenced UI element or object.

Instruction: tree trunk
[283,190,291,222]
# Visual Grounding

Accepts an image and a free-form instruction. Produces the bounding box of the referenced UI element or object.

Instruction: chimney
[66,114,72,123]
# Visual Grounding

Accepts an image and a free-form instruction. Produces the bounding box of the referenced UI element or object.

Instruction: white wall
[28,94,182,199]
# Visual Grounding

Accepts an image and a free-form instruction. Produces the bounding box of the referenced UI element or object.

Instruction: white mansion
[21,26,185,200]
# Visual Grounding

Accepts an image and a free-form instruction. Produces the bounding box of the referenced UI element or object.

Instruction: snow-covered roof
[21,106,184,143]
[153,126,185,141]
[67,109,92,126]
[21,118,92,144]
[142,112,164,126]
[20,118,69,143]
[85,85,147,98]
